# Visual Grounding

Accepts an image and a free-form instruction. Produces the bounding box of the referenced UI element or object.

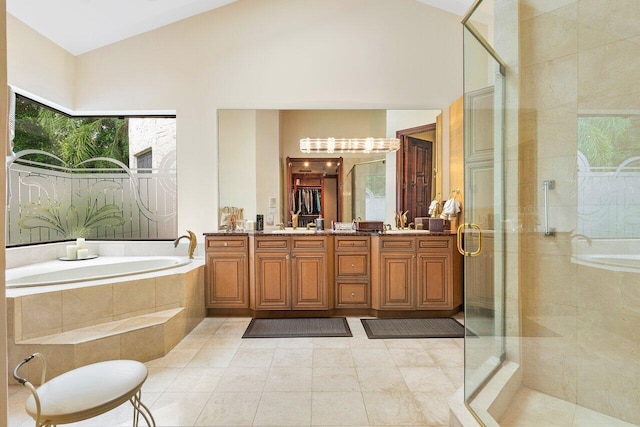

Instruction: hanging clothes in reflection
[294,188,322,215]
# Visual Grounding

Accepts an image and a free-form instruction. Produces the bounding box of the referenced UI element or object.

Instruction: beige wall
[15,0,462,239]
[7,14,75,109]
[518,0,640,423]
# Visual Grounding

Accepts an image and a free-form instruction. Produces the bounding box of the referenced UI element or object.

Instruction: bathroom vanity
[203,231,463,318]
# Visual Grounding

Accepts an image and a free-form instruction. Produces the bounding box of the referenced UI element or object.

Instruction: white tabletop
[26,360,148,423]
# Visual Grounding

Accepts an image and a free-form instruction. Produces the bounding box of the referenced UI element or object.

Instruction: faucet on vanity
[174,230,197,259]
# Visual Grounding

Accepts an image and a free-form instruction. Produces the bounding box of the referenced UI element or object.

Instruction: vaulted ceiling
[7,0,475,56]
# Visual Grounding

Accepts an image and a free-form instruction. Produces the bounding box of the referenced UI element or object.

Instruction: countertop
[203,230,456,236]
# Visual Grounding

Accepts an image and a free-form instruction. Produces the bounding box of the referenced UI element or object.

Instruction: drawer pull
[224,242,228,247]
[351,293,356,298]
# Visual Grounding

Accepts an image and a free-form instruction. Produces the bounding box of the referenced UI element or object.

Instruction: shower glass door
[462,12,507,404]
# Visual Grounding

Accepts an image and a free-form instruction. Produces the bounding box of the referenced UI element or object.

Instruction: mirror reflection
[218,109,442,230]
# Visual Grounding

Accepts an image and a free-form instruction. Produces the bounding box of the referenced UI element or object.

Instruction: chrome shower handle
[543,180,555,237]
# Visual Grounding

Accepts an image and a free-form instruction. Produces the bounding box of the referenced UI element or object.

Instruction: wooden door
[396,124,436,224]
[255,252,290,309]
[379,253,414,309]
[291,253,328,309]
[403,138,432,222]
[205,252,248,308]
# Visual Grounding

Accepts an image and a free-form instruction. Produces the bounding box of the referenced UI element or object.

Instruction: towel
[440,198,460,220]
[428,199,440,216]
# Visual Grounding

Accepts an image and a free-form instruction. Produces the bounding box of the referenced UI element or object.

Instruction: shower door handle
[457,223,483,257]
[543,180,555,236]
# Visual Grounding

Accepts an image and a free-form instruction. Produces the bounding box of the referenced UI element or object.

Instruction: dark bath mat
[242,317,352,338]
[360,317,465,339]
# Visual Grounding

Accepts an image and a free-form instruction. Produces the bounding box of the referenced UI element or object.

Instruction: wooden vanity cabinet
[251,235,331,310]
[334,236,370,308]
[205,236,249,308]
[372,234,462,312]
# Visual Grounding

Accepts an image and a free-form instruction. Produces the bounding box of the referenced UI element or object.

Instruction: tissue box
[428,218,444,232]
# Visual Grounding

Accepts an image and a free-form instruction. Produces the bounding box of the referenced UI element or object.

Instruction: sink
[271,228,317,234]
[383,229,431,234]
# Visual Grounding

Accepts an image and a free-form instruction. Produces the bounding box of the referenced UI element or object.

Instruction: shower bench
[13,353,156,426]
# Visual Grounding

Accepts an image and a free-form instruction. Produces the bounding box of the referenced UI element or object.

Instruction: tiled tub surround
[6,241,206,383]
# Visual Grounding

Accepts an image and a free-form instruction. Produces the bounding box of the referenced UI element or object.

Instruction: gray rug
[242,318,352,338]
[361,318,465,339]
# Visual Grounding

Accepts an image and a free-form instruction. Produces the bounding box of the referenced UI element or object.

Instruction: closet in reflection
[286,157,342,227]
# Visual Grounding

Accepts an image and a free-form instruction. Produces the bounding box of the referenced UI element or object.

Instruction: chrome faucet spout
[174,230,197,258]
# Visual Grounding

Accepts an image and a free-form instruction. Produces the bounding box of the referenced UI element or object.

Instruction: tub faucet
[174,230,197,259]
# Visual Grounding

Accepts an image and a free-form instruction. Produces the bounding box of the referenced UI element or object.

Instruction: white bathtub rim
[6,256,203,297]
[571,254,640,273]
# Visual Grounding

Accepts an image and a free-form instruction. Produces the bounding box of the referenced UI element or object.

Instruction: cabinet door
[291,253,328,309]
[416,254,450,309]
[255,252,290,309]
[205,252,248,308]
[379,253,414,309]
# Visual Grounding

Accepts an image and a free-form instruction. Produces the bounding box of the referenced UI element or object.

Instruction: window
[7,94,177,246]
[136,149,152,172]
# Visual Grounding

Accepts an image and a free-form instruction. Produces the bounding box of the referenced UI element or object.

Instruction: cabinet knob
[351,264,355,268]
[351,292,356,298]
[224,242,228,246]
[285,255,290,260]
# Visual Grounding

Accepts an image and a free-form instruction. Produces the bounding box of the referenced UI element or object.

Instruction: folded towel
[428,199,440,216]
[440,198,460,220]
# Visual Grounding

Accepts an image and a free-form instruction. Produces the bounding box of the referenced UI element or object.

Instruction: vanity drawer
[206,236,247,251]
[255,238,290,251]
[380,237,415,251]
[337,254,369,277]
[335,237,369,251]
[336,282,369,306]
[418,237,451,251]
[292,237,326,252]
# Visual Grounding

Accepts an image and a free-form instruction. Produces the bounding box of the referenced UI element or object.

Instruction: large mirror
[218,109,442,229]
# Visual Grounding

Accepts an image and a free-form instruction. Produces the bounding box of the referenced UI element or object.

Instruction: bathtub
[6,256,192,288]
[571,254,640,273]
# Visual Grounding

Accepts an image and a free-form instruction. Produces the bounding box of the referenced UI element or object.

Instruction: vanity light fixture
[300,137,400,154]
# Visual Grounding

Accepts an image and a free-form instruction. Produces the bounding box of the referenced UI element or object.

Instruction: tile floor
[8,315,464,427]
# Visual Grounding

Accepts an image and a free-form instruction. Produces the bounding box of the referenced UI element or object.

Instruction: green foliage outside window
[578,116,640,168]
[14,95,129,168]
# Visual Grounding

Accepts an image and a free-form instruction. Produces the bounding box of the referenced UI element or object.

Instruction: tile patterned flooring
[8,315,464,426]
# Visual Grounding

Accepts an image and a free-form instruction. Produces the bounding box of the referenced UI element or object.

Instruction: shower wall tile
[521,3,577,67]
[578,0,640,51]
[62,284,113,331]
[521,54,577,110]
[577,35,640,111]
[576,314,640,425]
[576,265,623,312]
[522,254,577,306]
[620,271,640,317]
[531,106,577,158]
[521,301,577,402]
[520,0,576,21]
